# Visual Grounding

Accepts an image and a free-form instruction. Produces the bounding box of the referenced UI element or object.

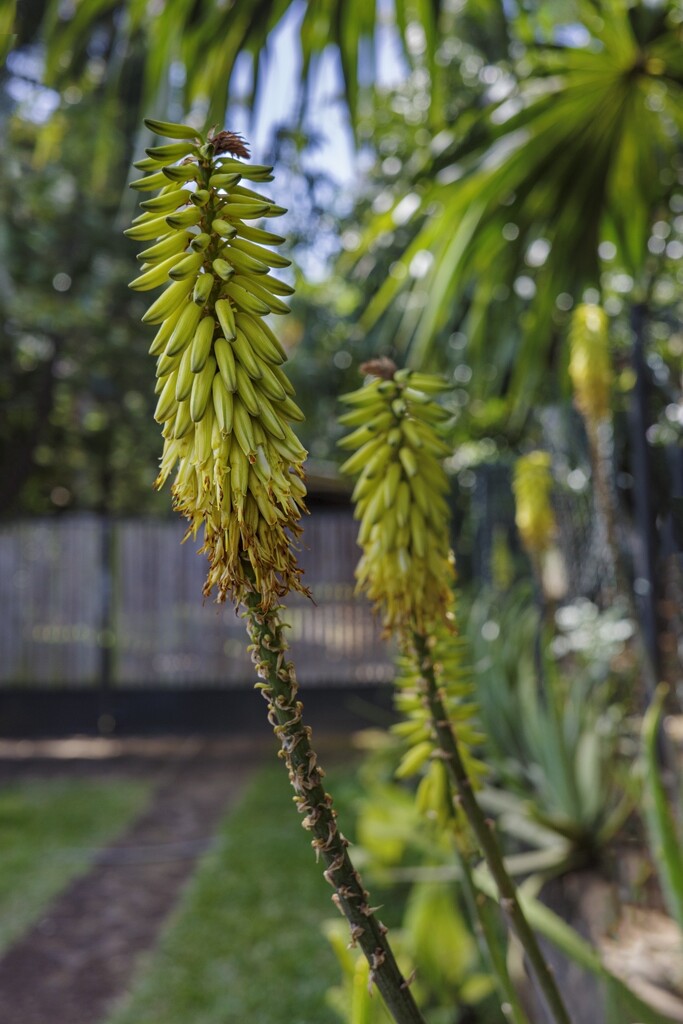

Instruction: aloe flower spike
[129,120,426,1024]
[341,362,574,1024]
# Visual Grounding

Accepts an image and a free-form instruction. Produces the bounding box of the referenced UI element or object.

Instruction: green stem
[585,417,627,605]
[413,631,573,1024]
[456,843,531,1024]
[586,414,658,701]
[244,589,427,1024]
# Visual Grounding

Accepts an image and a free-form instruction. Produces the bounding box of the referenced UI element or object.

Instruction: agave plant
[641,686,683,933]
[127,118,426,1024]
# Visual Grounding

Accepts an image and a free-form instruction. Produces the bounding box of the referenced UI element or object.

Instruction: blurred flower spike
[338,360,454,636]
[513,451,556,557]
[126,119,308,607]
[568,303,612,424]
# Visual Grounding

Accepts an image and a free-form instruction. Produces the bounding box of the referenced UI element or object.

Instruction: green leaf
[473,868,679,1024]
[395,739,434,779]
[409,200,487,368]
[350,953,374,1024]
[0,0,16,63]
[351,6,683,405]
[641,684,683,932]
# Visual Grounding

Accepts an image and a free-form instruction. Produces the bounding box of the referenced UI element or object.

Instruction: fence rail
[0,513,392,689]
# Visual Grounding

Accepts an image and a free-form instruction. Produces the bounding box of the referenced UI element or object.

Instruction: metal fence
[0,513,393,689]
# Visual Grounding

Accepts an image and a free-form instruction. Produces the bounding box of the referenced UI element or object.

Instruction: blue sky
[225,0,407,184]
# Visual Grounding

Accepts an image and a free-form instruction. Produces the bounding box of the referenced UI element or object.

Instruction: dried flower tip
[360,356,398,380]
[211,130,251,159]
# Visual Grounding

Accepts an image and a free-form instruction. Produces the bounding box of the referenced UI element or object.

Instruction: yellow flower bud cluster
[393,605,487,826]
[512,451,556,557]
[339,365,454,636]
[568,303,613,423]
[127,119,308,606]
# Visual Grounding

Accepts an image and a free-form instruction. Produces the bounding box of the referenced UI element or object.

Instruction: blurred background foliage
[2,0,682,519]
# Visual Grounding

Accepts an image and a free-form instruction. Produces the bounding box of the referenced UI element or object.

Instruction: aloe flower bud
[568,303,612,424]
[338,360,453,636]
[393,607,487,818]
[512,450,556,557]
[127,120,307,606]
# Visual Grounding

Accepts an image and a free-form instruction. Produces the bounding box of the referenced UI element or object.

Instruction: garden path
[0,736,269,1024]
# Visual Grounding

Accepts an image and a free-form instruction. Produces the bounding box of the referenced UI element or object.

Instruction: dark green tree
[0,93,167,515]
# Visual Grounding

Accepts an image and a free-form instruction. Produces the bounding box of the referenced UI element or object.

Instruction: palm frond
[28,0,448,135]
[355,1,683,411]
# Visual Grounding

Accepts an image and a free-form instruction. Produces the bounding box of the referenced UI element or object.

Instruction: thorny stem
[244,587,427,1024]
[413,631,574,1024]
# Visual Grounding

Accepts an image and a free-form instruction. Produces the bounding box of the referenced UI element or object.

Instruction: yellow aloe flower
[393,601,487,819]
[512,451,556,556]
[568,303,613,423]
[338,360,454,636]
[126,120,308,606]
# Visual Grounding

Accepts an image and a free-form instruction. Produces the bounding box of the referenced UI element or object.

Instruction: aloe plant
[641,686,683,932]
[339,360,573,1024]
[467,584,632,855]
[128,118,426,1024]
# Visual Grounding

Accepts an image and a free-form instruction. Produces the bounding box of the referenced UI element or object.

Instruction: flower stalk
[129,120,425,1024]
[568,303,626,602]
[412,631,572,1024]
[244,575,426,1024]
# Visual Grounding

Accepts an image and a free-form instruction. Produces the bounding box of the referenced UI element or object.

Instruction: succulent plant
[126,119,307,607]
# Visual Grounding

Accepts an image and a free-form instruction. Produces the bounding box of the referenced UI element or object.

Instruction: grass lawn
[106,759,361,1024]
[0,777,151,953]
